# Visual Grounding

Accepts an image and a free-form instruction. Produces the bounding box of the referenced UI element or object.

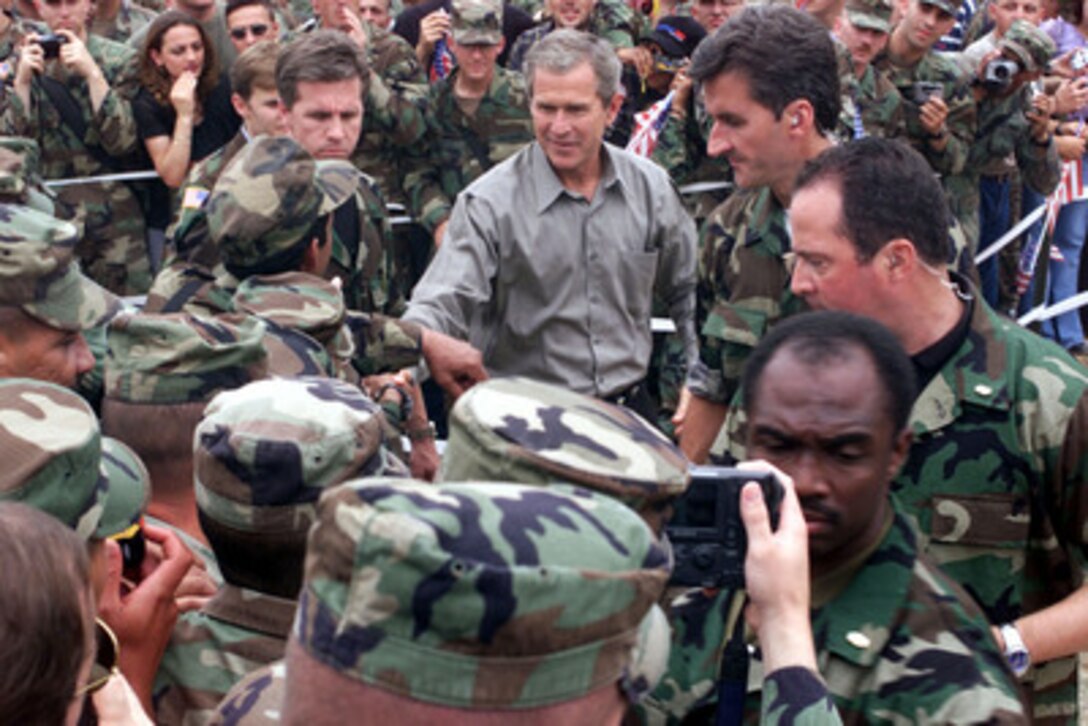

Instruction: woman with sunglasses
[134,11,240,190]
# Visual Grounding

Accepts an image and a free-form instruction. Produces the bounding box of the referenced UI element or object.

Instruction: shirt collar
[532,141,625,214]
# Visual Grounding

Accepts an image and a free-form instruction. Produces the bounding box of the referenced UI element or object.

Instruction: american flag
[430,37,455,82]
[626,91,675,157]
[1017,159,1084,294]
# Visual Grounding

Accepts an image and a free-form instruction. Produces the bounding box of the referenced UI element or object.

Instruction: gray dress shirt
[404,141,698,398]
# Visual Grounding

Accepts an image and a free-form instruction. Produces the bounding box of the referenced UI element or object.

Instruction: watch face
[1009,651,1029,674]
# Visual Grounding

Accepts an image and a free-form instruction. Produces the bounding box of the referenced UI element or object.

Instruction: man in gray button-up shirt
[404,29,698,402]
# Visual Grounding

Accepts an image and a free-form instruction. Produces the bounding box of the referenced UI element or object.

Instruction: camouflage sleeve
[402,106,453,235]
[656,179,699,371]
[342,311,422,375]
[760,668,841,726]
[922,72,975,176]
[650,104,703,184]
[1016,131,1060,197]
[93,45,140,158]
[0,85,31,136]
[370,29,426,85]
[595,0,641,48]
[1053,388,1088,586]
[364,73,428,147]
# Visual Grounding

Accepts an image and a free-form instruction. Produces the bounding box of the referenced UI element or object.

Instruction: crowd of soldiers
[2,0,1088,720]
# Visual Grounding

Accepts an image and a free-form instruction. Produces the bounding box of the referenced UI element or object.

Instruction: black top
[393,0,534,67]
[911,296,973,390]
[133,74,241,163]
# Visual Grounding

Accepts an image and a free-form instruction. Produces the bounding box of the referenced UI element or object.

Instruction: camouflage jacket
[893,295,1088,724]
[89,0,157,43]
[944,86,1059,247]
[0,12,32,79]
[837,64,903,141]
[871,48,977,178]
[403,65,533,234]
[687,187,803,406]
[506,0,642,72]
[153,584,296,726]
[211,659,285,725]
[640,508,1029,725]
[143,268,422,376]
[0,33,140,177]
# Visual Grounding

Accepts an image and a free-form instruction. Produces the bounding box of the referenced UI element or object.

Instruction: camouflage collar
[204,584,298,640]
[910,297,1012,434]
[742,187,790,257]
[810,509,919,668]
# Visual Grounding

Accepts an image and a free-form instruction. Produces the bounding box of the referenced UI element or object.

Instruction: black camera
[37,34,68,60]
[980,58,1020,93]
[666,466,784,589]
[910,81,943,105]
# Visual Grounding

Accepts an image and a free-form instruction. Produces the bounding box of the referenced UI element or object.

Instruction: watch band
[1000,622,1031,677]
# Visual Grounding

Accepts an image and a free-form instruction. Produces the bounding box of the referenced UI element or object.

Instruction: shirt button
[974,384,993,397]
[846,631,871,649]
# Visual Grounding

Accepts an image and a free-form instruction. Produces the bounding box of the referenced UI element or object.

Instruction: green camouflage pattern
[891,297,1088,723]
[208,135,359,277]
[154,585,298,726]
[845,0,893,31]
[871,48,978,245]
[837,60,904,141]
[89,0,157,43]
[452,0,503,44]
[294,478,670,708]
[1001,19,1056,73]
[105,312,269,405]
[0,203,120,331]
[641,508,1029,725]
[0,135,70,214]
[507,0,644,71]
[0,377,106,540]
[195,376,408,534]
[403,65,533,234]
[921,0,966,17]
[97,436,149,538]
[441,376,689,531]
[0,34,150,295]
[146,512,224,586]
[212,659,286,725]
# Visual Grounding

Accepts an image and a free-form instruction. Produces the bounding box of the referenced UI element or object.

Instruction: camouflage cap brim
[96,437,150,539]
[451,27,503,45]
[0,378,106,540]
[919,0,962,16]
[294,478,671,709]
[23,261,122,332]
[845,7,890,32]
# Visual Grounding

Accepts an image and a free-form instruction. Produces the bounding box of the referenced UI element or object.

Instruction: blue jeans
[977,175,1011,308]
[1043,183,1088,349]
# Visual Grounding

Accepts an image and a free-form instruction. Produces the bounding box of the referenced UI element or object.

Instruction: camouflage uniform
[891,293,1088,724]
[440,375,690,533]
[871,38,978,247]
[0,34,150,294]
[0,136,78,217]
[641,508,1029,724]
[835,0,902,141]
[89,0,157,43]
[403,66,532,235]
[506,0,644,72]
[0,377,143,541]
[950,21,1059,249]
[152,377,409,725]
[0,12,32,84]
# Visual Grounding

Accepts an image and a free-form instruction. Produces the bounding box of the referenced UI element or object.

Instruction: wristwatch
[999,622,1031,677]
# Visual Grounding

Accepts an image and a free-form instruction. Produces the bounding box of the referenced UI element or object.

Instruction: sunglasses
[229,23,270,40]
[75,618,119,698]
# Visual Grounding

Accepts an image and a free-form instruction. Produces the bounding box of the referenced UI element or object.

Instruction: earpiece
[791,115,800,127]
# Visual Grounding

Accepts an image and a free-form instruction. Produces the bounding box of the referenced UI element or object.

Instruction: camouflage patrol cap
[999,19,1056,73]
[194,377,408,535]
[105,312,268,405]
[844,0,893,32]
[919,0,964,19]
[233,271,347,347]
[294,478,671,708]
[0,378,107,540]
[441,377,690,530]
[207,136,358,277]
[0,204,120,331]
[97,437,150,538]
[451,0,503,45]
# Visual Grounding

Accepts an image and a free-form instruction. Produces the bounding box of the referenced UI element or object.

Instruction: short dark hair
[742,311,917,435]
[225,0,275,21]
[0,503,92,725]
[688,5,840,134]
[276,30,370,109]
[794,138,952,266]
